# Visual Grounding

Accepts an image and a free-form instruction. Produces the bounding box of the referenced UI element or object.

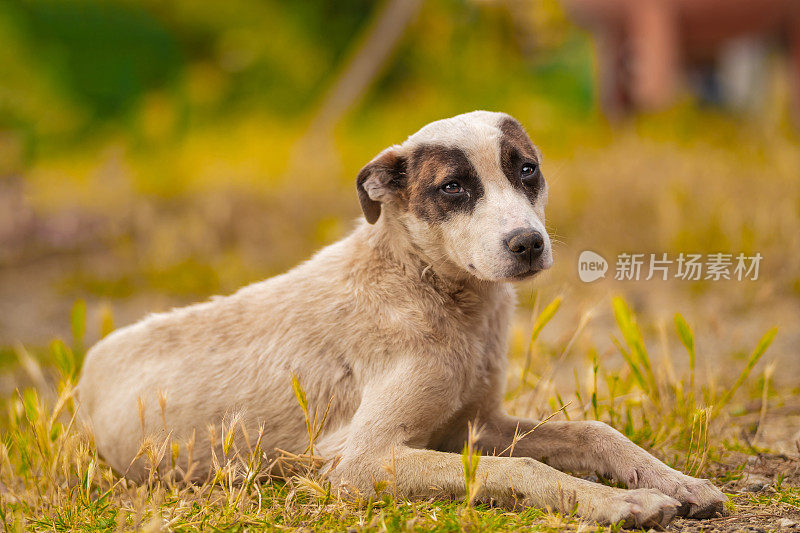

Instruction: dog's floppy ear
[356,147,406,224]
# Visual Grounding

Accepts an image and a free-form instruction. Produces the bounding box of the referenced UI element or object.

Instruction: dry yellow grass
[2,292,796,531]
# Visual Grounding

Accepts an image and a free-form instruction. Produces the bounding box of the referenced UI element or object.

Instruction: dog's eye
[521,163,538,178]
[441,181,464,194]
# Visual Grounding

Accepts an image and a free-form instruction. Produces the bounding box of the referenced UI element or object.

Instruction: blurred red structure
[563,0,800,119]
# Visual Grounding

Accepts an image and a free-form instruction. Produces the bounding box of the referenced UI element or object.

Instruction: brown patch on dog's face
[499,117,545,204]
[405,145,484,223]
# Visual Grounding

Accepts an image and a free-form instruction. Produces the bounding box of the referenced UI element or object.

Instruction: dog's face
[357,111,552,282]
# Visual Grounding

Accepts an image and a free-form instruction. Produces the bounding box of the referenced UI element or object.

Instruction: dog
[78,111,725,528]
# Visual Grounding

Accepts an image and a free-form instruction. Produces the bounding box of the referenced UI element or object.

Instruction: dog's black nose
[505,229,545,263]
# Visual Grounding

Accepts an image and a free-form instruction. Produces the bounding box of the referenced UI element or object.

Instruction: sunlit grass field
[2,294,797,531]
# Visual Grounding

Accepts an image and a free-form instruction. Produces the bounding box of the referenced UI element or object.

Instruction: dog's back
[79,231,367,477]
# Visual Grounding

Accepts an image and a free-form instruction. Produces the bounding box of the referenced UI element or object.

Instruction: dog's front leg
[472,415,726,518]
[330,446,679,528]
[324,365,679,528]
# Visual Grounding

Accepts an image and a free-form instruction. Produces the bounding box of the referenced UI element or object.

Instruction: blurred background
[0,0,798,405]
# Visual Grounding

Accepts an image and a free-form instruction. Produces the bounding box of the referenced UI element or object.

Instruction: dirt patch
[672,504,800,532]
[711,453,800,491]
[668,454,800,532]
[740,454,800,486]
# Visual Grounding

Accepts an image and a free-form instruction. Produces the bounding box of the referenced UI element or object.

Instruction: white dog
[79,111,725,528]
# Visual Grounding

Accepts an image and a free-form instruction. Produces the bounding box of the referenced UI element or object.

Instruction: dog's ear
[356,148,407,224]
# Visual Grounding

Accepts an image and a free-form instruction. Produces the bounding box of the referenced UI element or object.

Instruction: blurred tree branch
[284,0,422,181]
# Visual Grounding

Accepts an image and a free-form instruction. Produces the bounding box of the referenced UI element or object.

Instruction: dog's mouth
[508,268,543,281]
[504,257,553,281]
[466,255,552,282]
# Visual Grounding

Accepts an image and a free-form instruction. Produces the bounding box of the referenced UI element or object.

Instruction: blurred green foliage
[0,0,797,340]
[8,1,181,119]
[0,0,593,165]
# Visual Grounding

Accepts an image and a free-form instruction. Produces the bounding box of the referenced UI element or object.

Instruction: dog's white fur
[78,111,724,528]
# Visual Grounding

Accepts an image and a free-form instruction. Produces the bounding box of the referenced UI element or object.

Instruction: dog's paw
[672,476,727,518]
[635,468,727,519]
[589,488,680,529]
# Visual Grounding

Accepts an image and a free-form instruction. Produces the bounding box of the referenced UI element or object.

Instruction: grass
[0,295,794,532]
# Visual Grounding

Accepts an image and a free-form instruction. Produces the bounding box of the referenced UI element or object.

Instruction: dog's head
[357,111,552,282]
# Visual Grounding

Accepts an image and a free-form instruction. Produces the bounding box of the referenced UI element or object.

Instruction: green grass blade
[51,340,76,380]
[674,313,696,405]
[717,327,778,411]
[291,374,309,414]
[521,296,562,388]
[612,297,658,401]
[527,296,562,353]
[611,336,649,393]
[674,313,695,364]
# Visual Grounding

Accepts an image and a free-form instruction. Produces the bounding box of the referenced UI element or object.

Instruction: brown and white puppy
[78,111,725,528]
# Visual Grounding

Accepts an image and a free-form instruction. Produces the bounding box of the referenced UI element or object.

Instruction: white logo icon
[578,250,608,282]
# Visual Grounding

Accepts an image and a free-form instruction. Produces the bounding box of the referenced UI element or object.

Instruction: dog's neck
[358,216,506,300]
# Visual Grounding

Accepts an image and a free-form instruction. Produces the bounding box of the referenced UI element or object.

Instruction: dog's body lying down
[79,111,725,528]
